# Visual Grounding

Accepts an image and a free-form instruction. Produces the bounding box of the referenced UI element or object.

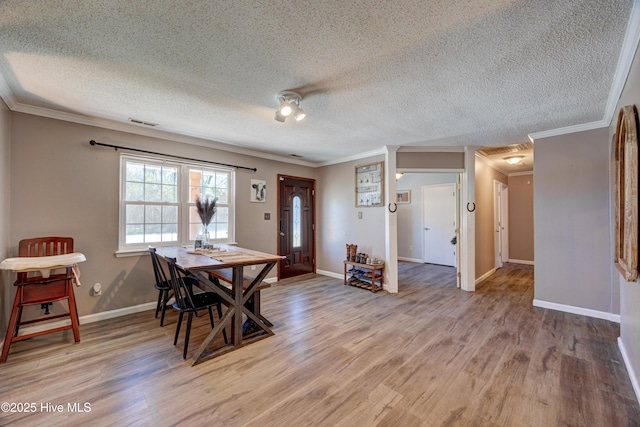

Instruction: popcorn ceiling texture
[0,0,633,163]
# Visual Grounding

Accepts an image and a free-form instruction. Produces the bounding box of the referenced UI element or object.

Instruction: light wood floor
[1,262,638,426]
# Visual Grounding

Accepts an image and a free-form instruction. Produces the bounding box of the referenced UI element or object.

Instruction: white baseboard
[317,269,343,280]
[532,299,620,323]
[508,259,534,265]
[618,337,640,405]
[0,302,157,354]
[476,268,496,285]
[398,257,423,263]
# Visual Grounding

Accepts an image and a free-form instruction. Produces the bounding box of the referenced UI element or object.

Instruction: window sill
[115,242,238,258]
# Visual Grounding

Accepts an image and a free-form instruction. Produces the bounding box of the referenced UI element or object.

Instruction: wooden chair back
[165,257,196,311]
[149,246,169,289]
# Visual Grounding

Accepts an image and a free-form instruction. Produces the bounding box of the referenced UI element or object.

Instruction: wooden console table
[344,260,384,292]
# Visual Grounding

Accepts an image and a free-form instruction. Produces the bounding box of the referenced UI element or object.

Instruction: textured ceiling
[0,1,635,164]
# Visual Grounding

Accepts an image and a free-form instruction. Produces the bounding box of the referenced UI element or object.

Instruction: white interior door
[422,183,457,266]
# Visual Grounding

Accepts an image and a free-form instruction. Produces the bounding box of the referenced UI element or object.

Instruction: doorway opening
[396,172,460,289]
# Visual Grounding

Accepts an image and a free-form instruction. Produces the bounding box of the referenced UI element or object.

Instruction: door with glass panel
[278,176,315,279]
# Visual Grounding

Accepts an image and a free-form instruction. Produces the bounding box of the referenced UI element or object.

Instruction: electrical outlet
[92,283,102,296]
[251,265,256,271]
[358,212,363,219]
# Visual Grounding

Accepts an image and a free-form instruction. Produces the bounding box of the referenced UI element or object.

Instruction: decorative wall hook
[388,202,397,213]
[467,202,476,212]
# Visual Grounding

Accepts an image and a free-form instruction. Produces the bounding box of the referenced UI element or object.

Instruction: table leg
[233,265,244,346]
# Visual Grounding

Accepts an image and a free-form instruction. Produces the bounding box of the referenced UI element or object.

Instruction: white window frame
[117,154,235,255]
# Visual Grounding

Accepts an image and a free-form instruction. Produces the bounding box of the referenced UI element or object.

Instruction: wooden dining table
[155,244,284,365]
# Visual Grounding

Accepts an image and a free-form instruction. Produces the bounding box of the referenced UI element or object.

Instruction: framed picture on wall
[396,190,411,204]
[355,161,384,207]
[250,179,266,203]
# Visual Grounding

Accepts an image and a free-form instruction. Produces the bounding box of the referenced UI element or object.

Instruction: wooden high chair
[1,237,81,362]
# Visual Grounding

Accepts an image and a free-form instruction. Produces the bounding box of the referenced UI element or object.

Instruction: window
[119,155,235,251]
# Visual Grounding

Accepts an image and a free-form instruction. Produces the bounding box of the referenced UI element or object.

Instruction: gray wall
[396,173,458,261]
[315,156,386,275]
[508,174,534,262]
[534,127,611,312]
[6,112,315,323]
[0,99,10,333]
[475,157,507,278]
[612,38,640,391]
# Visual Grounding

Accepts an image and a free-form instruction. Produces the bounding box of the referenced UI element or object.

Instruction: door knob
[279,232,285,236]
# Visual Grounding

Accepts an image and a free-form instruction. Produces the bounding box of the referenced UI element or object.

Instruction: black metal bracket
[41,302,52,315]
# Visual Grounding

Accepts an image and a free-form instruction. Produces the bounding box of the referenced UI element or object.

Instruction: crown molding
[509,170,534,177]
[8,101,319,168]
[529,1,640,142]
[0,73,16,109]
[604,0,640,125]
[527,120,608,142]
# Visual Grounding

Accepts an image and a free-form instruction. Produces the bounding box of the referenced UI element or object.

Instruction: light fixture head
[395,172,404,181]
[274,110,285,122]
[504,156,523,165]
[279,101,294,117]
[294,107,306,121]
[275,91,304,122]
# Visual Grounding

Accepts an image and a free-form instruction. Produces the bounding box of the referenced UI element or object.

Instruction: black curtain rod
[89,140,257,172]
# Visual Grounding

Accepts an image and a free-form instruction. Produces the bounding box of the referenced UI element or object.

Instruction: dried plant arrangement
[195,196,217,230]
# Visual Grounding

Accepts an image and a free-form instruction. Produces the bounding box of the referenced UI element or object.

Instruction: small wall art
[251,179,266,203]
[396,190,411,204]
[355,161,384,207]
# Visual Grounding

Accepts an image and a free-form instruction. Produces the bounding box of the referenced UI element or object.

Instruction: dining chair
[148,246,201,327]
[165,256,228,359]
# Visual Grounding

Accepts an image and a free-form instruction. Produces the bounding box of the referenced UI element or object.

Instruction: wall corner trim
[532,299,620,323]
[618,337,640,405]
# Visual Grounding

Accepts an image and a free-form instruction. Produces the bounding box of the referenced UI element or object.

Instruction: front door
[278,176,315,279]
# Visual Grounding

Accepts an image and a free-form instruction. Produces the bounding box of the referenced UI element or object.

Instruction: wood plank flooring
[0,262,638,426]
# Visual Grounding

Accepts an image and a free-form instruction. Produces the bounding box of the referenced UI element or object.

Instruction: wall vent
[128,118,159,127]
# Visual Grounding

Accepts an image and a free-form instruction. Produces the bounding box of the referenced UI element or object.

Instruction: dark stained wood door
[278,176,315,279]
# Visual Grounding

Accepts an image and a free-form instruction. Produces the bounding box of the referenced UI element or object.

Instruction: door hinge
[312,189,315,196]
[280,177,285,181]
[312,224,315,230]
[457,272,461,278]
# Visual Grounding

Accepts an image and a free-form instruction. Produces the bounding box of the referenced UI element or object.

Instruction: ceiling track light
[275,91,305,122]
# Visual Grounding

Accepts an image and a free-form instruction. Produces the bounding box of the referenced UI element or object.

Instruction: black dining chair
[149,246,199,327]
[165,256,228,359]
